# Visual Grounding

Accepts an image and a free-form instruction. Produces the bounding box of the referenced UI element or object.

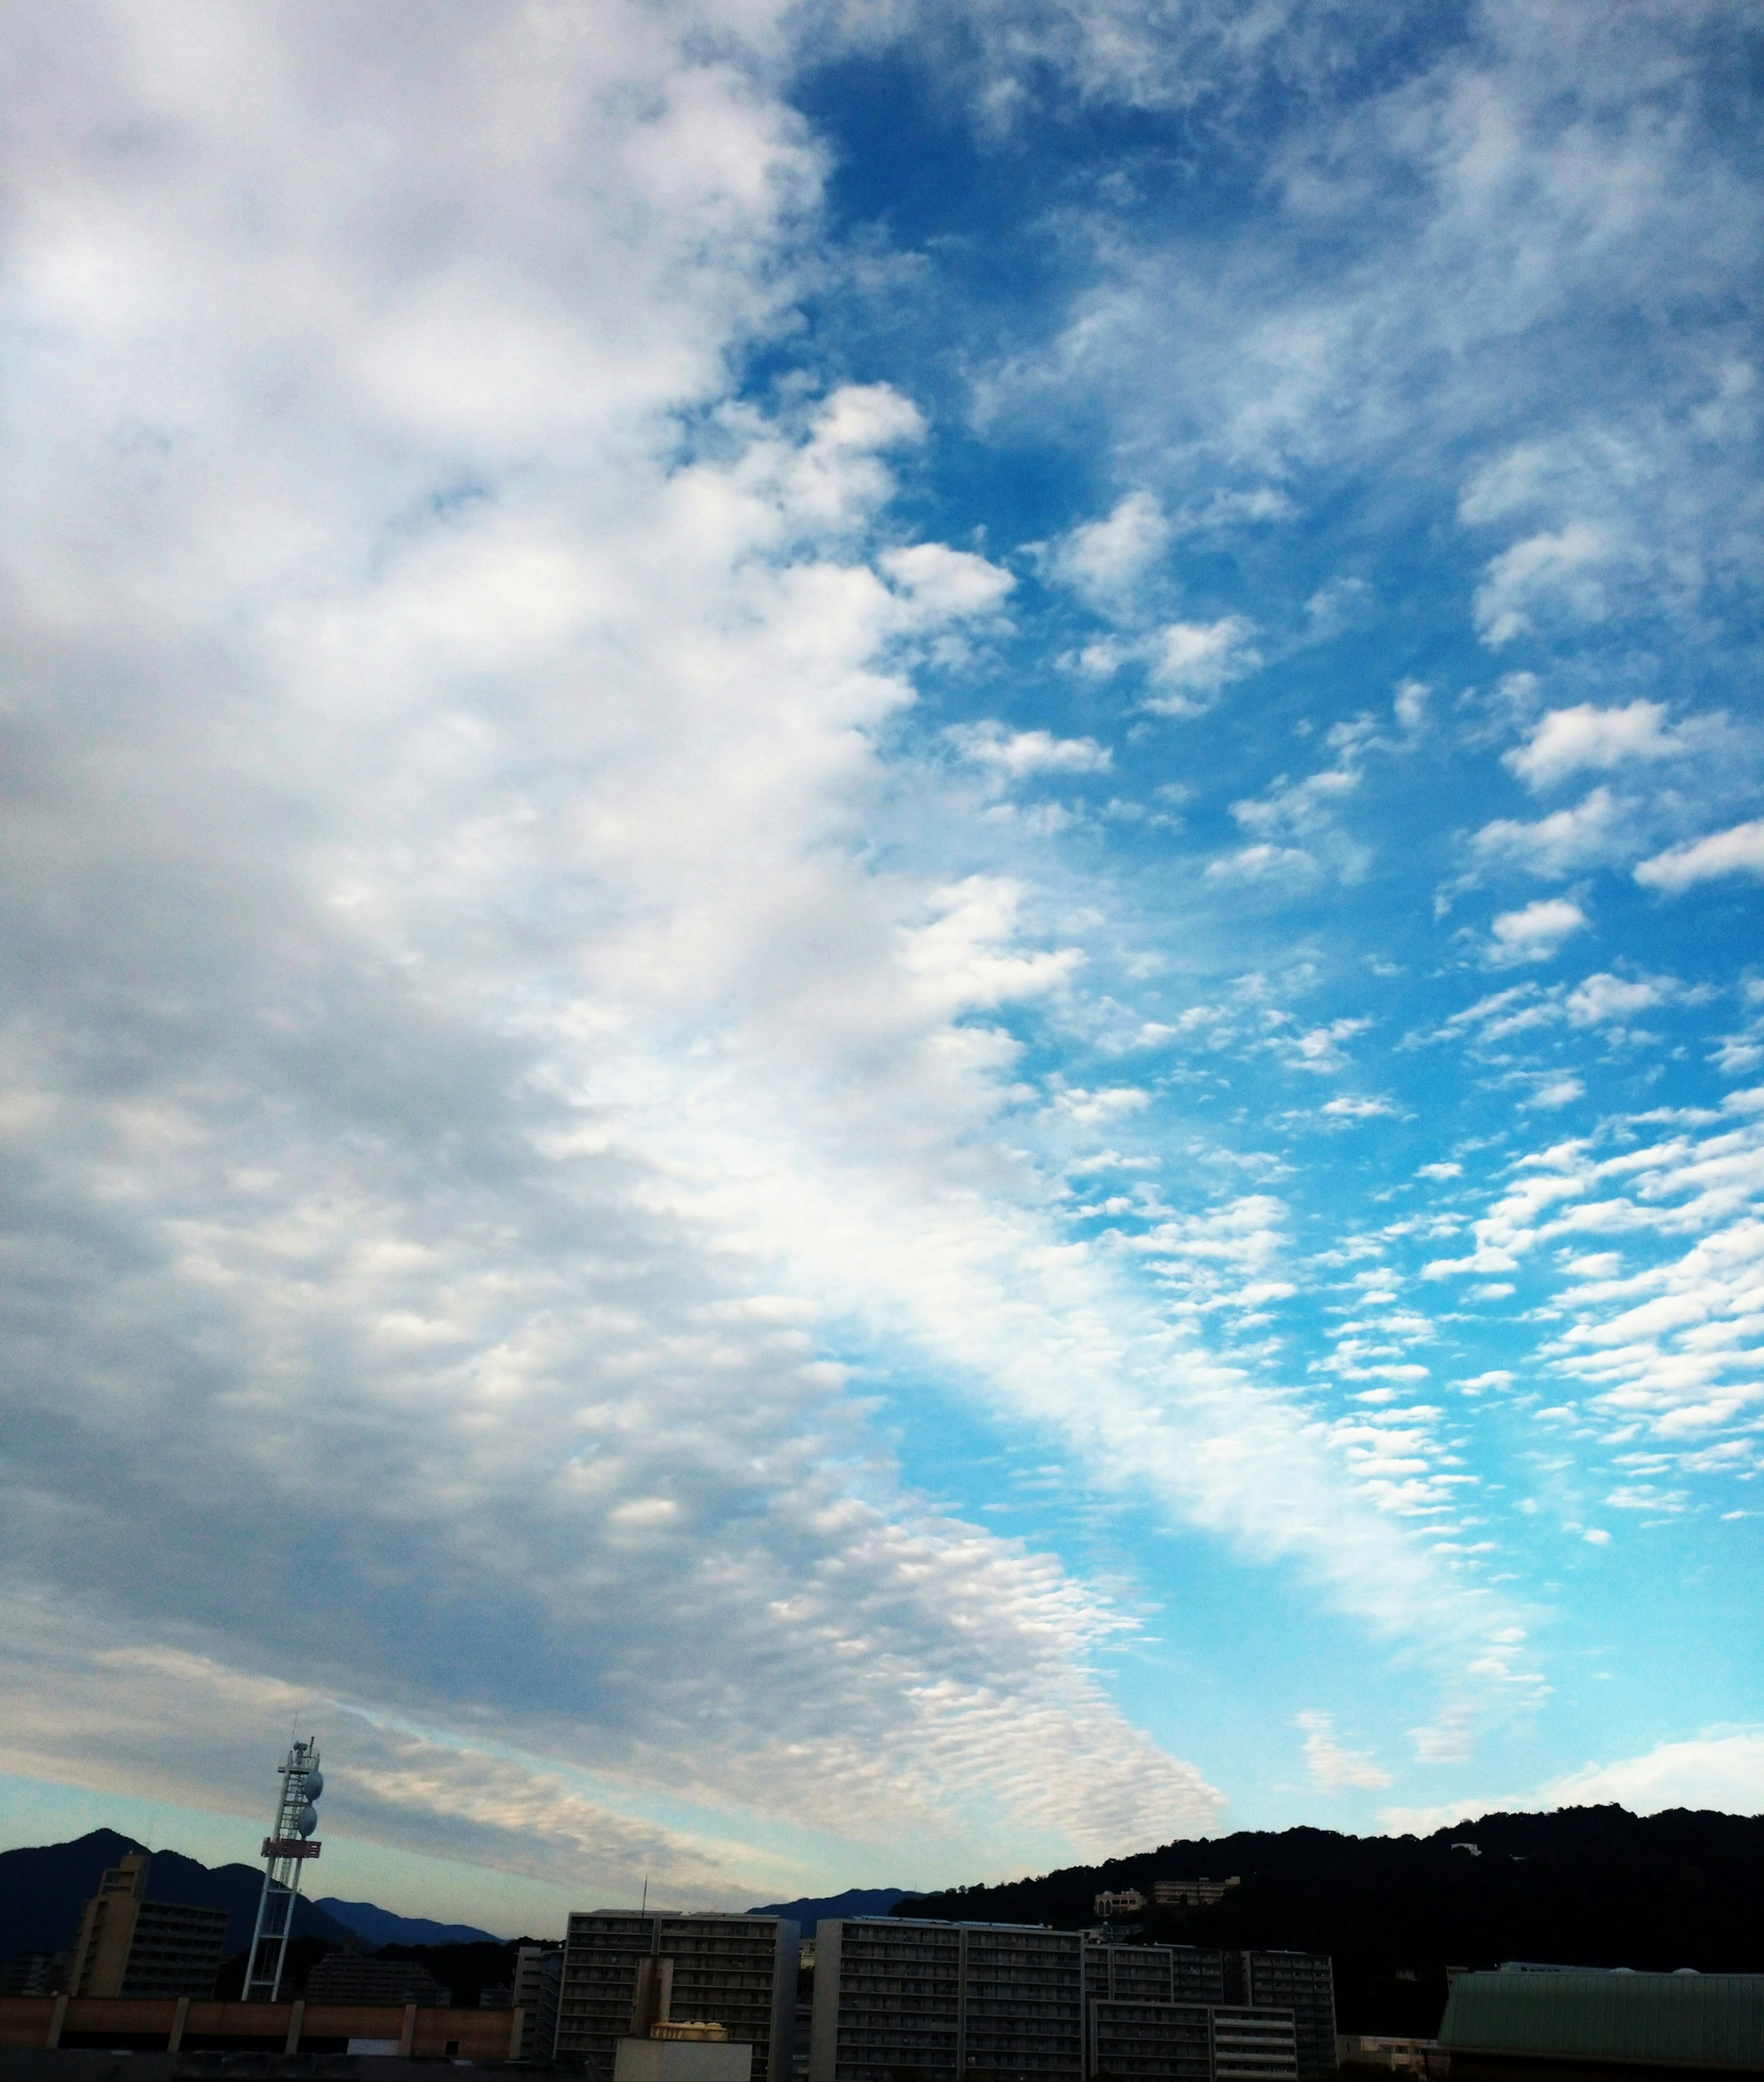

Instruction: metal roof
[1439,1970,1764,2070]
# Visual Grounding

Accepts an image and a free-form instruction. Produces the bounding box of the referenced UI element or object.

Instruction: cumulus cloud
[1504,702,1695,789]
[1470,788,1626,879]
[1487,898,1588,964]
[1143,617,1262,715]
[1048,490,1170,606]
[1635,819,1764,892]
[947,721,1114,777]
[881,541,1016,620]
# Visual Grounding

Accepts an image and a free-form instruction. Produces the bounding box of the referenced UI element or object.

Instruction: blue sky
[0,0,1760,1931]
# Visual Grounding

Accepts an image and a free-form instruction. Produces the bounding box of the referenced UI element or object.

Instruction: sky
[0,0,1760,1936]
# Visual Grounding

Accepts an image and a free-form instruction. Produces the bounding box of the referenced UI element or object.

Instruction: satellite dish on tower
[304,1771,324,1800]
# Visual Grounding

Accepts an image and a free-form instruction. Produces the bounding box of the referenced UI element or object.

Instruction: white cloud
[1297,1710,1393,1792]
[1504,701,1689,789]
[1143,616,1261,715]
[1470,787,1625,879]
[1048,490,1170,606]
[1475,523,1616,646]
[880,541,1016,620]
[1565,972,1674,1026]
[1488,898,1588,964]
[1382,1726,1764,1836]
[1635,819,1764,893]
[947,721,1113,778]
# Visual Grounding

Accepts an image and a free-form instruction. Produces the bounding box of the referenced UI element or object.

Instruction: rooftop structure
[0,1991,524,2060]
[1439,1968,1764,2079]
[244,1738,325,2004]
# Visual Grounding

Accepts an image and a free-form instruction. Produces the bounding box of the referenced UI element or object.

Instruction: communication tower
[244,1737,324,2001]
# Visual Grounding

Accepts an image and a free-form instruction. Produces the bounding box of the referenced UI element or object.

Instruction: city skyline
[0,0,1760,1934]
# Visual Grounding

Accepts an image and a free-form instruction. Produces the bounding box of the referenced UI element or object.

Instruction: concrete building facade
[1088,2004,1296,2082]
[1150,1883,1239,1911]
[1233,1956,1334,2082]
[1087,1948,1229,2010]
[554,1913,797,2082]
[1210,2011,1298,2082]
[810,1918,1087,2082]
[67,1857,228,2002]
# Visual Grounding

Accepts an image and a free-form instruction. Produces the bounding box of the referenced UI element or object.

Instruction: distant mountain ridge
[747,1887,919,1934]
[0,1831,497,1963]
[317,1898,500,1948]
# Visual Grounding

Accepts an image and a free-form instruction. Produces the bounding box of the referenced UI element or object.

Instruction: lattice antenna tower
[244,1736,324,2002]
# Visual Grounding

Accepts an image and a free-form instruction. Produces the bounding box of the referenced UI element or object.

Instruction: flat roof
[1440,1970,1764,2070]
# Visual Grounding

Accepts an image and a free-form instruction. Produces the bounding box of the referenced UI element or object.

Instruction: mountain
[748,1887,919,1934]
[6,1831,361,1961]
[317,1898,501,1947]
[894,1806,1764,2038]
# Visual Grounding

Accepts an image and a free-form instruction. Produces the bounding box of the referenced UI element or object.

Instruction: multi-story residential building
[1086,1947,1229,2009]
[1094,1893,1148,1920]
[1232,1956,1334,2082]
[2,1952,70,1997]
[1151,1882,1239,1911]
[305,1946,452,2007]
[68,1855,229,2001]
[1088,2000,1213,2082]
[554,1912,797,2082]
[1210,2010,1298,2082]
[810,1918,1087,2082]
[498,1942,565,2058]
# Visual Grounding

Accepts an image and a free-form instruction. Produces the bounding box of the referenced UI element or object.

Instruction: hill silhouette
[895,1806,1764,2037]
[0,1832,496,1967]
[0,1831,355,1962]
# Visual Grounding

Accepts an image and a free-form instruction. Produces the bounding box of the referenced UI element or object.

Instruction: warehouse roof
[1439,1970,1764,2071]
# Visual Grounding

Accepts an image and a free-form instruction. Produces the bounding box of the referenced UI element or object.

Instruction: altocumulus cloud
[2,0,1761,1895]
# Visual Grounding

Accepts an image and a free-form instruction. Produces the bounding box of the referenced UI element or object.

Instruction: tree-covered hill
[894,1806,1764,2038]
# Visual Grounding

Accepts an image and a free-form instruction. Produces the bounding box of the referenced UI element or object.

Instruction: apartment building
[68,1856,229,2002]
[810,1918,1087,2082]
[1088,2000,1212,2082]
[1210,2010,1299,2082]
[511,1941,565,2059]
[1151,1882,1239,1911]
[1233,1956,1334,2082]
[554,1912,797,2082]
[1086,1947,1229,2009]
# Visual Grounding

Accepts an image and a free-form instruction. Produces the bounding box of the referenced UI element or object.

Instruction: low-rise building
[67,1856,229,2002]
[0,1991,524,2059]
[616,2036,754,2082]
[1152,1882,1240,1911]
[1439,1967,1764,2081]
[1095,1893,1149,1920]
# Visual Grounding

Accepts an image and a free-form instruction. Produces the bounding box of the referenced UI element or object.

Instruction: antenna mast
[244,1737,324,2001]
